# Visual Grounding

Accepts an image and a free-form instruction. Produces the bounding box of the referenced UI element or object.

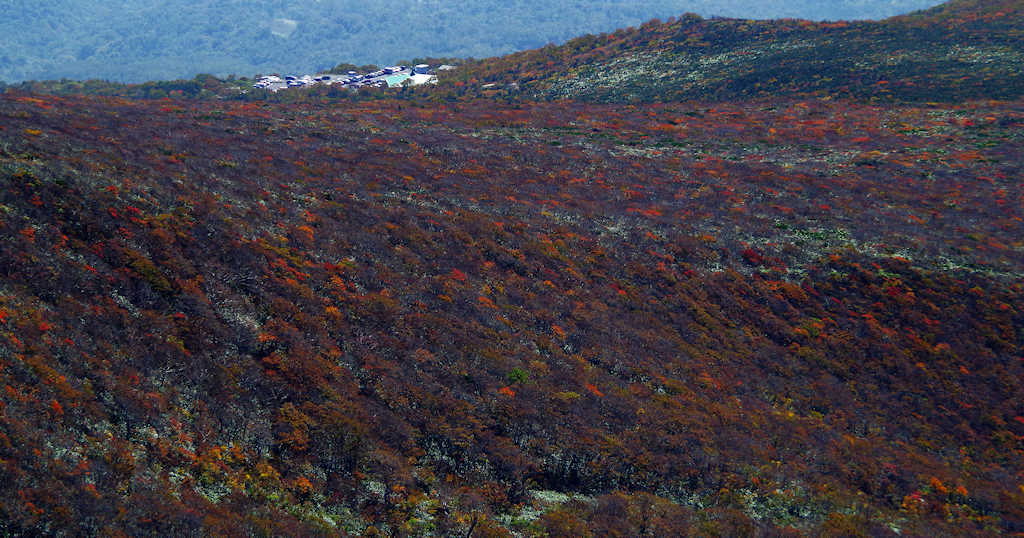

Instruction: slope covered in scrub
[1,90,1022,536]
[440,0,1024,103]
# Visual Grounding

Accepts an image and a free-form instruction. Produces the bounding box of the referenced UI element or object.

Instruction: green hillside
[441,0,1024,103]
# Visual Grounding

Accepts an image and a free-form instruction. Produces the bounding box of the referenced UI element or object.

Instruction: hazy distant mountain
[0,0,944,83]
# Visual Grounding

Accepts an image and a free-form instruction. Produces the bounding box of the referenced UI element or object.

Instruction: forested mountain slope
[441,0,1024,103]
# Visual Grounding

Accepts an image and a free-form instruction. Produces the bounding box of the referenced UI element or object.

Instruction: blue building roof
[385,74,412,87]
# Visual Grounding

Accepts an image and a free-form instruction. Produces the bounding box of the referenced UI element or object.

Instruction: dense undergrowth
[1,89,1022,536]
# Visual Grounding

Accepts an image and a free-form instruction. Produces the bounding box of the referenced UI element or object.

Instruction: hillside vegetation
[0,0,942,84]
[1,0,1023,537]
[441,0,1024,103]
[8,0,1021,107]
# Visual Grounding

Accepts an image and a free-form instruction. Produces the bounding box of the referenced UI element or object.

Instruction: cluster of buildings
[253,64,449,92]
